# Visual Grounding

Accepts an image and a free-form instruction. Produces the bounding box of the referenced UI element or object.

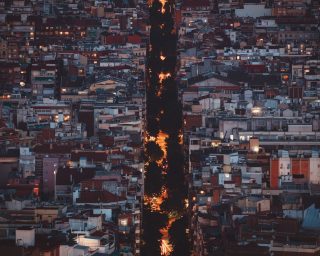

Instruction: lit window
[120,219,128,226]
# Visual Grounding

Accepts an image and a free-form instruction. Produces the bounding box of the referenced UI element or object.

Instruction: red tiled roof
[0,62,21,69]
[0,119,7,128]
[90,230,106,237]
[34,143,73,154]
[185,87,199,92]
[44,17,100,27]
[182,0,210,8]
[76,190,126,204]
[111,165,139,175]
[276,17,317,25]
[56,167,95,185]
[127,35,142,44]
[71,150,108,162]
[80,179,120,191]
[102,35,126,45]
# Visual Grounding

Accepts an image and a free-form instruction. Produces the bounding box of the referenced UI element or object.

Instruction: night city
[0,0,320,255]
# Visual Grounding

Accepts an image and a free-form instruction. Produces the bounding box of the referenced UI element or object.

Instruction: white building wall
[283,209,304,220]
[78,237,100,250]
[88,216,102,230]
[16,228,35,247]
[219,120,248,139]
[310,158,320,184]
[235,4,272,18]
[219,173,232,185]
[59,245,74,256]
[93,208,112,221]
[279,157,291,176]
[199,98,214,111]
[257,199,270,212]
[6,199,25,211]
[288,124,313,132]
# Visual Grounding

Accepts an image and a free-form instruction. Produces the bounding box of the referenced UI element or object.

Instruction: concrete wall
[93,208,112,221]
[310,157,320,184]
[279,157,291,176]
[16,228,35,247]
[257,199,270,212]
[78,236,100,250]
[219,119,248,139]
[288,124,313,133]
[42,157,59,194]
[235,4,272,18]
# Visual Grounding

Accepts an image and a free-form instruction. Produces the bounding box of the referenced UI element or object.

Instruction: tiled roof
[34,144,73,154]
[76,190,126,204]
[182,0,210,8]
[71,150,108,162]
[56,167,95,185]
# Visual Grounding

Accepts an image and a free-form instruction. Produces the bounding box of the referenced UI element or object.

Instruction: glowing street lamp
[53,163,57,201]
[251,107,261,115]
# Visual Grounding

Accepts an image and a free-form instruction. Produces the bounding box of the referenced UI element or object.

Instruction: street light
[53,163,57,201]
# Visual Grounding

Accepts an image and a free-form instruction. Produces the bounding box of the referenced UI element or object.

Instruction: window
[191,140,199,145]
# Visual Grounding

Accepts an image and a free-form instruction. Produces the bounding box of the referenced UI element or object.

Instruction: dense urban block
[0,0,320,255]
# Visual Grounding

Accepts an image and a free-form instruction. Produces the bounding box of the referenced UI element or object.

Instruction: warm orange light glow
[157,72,171,96]
[148,135,156,141]
[178,133,183,145]
[144,188,168,212]
[159,0,167,13]
[145,131,168,161]
[160,212,178,255]
[144,195,163,212]
[145,0,184,253]
[159,72,171,83]
[148,0,168,13]
[156,131,169,159]
[160,238,173,255]
[143,185,177,255]
[184,199,189,208]
[33,187,39,196]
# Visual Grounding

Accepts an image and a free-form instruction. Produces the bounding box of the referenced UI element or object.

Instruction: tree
[141,206,168,256]
[145,161,163,195]
[161,189,185,212]
[165,135,185,194]
[145,141,164,162]
[169,215,190,256]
